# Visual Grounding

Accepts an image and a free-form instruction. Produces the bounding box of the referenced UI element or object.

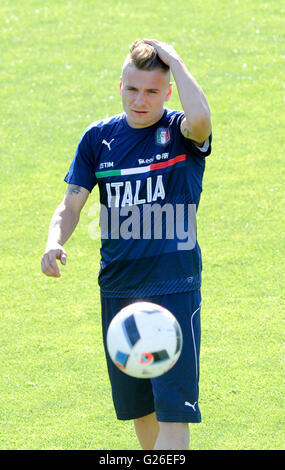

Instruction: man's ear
[119,77,123,96]
[165,82,173,102]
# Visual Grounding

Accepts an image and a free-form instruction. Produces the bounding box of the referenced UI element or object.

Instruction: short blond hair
[123,39,170,73]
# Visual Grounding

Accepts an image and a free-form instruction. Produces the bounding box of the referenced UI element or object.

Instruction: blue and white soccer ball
[106,302,183,378]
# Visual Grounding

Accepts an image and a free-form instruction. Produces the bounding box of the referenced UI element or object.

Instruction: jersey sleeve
[174,111,212,159]
[64,127,97,192]
[182,132,212,158]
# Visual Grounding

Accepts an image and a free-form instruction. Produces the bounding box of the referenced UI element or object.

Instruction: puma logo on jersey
[102,139,115,151]
[185,401,197,411]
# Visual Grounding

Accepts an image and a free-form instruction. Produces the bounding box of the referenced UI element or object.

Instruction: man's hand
[143,39,181,68]
[41,243,67,278]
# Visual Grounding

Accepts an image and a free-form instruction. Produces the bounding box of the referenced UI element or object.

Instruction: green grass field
[1,0,284,450]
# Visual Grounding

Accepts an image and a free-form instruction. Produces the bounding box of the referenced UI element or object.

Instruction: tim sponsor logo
[99,161,114,169]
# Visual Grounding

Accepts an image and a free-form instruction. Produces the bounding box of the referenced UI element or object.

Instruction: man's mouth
[132,110,148,114]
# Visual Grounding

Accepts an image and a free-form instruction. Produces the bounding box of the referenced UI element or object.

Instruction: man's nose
[134,92,146,107]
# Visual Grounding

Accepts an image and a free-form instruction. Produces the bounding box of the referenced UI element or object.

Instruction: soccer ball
[106,301,183,378]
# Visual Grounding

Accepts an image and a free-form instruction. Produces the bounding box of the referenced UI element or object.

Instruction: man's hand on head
[143,39,182,68]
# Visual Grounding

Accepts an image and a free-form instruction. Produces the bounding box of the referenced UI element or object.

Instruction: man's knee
[159,421,189,433]
[156,422,189,449]
[134,412,157,425]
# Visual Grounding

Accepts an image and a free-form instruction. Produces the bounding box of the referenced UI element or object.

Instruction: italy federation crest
[156,128,170,145]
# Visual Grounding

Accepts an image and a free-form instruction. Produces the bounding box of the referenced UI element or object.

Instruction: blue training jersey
[64,108,212,297]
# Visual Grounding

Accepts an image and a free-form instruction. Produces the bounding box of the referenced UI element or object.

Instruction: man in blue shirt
[41,39,212,450]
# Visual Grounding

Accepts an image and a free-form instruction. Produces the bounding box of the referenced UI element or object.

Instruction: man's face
[120,64,172,128]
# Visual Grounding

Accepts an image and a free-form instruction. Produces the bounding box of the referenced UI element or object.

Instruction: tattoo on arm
[181,125,193,139]
[66,184,82,195]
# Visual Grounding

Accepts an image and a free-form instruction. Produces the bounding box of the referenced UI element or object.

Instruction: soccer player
[41,39,212,450]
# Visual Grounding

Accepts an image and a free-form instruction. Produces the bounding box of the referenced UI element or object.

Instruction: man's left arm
[144,39,212,146]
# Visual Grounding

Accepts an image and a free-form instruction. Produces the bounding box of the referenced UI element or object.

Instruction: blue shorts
[101,290,202,423]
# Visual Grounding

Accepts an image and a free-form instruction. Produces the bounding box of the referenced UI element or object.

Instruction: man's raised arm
[144,39,211,145]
